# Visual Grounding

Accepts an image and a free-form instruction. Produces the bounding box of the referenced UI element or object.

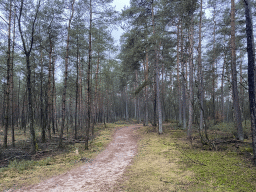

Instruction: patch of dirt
[9,125,141,192]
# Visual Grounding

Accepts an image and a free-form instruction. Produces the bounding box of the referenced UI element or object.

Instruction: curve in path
[13,125,140,192]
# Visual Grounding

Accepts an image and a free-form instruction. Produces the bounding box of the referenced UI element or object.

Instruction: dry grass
[0,123,122,191]
[116,123,256,192]
[115,126,194,191]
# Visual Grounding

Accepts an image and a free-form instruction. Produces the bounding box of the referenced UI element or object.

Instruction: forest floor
[1,124,140,191]
[115,123,256,191]
[1,122,256,191]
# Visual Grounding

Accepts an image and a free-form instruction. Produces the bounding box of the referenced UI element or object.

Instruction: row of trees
[0,0,124,153]
[118,0,256,163]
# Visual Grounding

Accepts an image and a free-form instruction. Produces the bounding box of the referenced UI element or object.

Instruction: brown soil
[10,125,141,192]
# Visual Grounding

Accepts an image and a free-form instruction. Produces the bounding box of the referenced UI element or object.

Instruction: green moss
[179,145,256,191]
[116,124,256,192]
[115,126,193,191]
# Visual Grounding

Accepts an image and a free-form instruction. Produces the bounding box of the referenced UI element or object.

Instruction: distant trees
[118,0,253,143]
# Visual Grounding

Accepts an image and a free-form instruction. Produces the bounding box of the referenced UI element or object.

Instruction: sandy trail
[12,125,140,192]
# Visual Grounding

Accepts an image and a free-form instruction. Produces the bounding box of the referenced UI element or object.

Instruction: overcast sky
[111,0,130,47]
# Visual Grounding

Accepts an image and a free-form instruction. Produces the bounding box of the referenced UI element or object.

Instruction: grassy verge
[0,123,125,191]
[117,124,256,191]
[116,126,193,191]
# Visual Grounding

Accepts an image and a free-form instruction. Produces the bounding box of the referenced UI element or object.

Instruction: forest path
[13,125,141,192]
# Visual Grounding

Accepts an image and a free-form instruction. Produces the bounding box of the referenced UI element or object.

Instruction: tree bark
[75,36,79,140]
[243,0,256,164]
[47,36,53,140]
[198,0,204,131]
[85,0,92,150]
[176,21,182,127]
[4,0,12,149]
[188,18,194,139]
[212,6,216,124]
[180,23,186,130]
[152,0,162,133]
[11,4,16,147]
[40,47,46,143]
[144,51,149,126]
[231,0,243,141]
[18,0,40,153]
[59,0,75,147]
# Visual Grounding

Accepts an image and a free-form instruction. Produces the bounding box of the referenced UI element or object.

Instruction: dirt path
[12,125,140,192]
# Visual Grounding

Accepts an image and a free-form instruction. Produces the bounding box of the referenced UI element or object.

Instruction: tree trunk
[47,38,53,140]
[26,54,36,153]
[85,0,92,150]
[18,0,41,154]
[4,0,12,148]
[40,47,45,142]
[188,19,194,139]
[144,51,149,126]
[221,50,226,122]
[244,0,256,165]
[52,50,56,134]
[231,0,243,141]
[180,23,186,130]
[10,4,15,147]
[152,0,162,133]
[212,6,216,124]
[75,36,79,140]
[198,0,204,131]
[59,0,75,147]
[176,21,182,127]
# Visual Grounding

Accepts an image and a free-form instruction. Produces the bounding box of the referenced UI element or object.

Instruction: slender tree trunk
[125,87,129,121]
[231,0,243,140]
[244,0,256,165]
[4,0,12,148]
[135,70,138,120]
[40,47,45,142]
[180,23,186,130]
[26,54,36,153]
[59,0,75,147]
[144,51,149,126]
[176,21,182,126]
[78,54,82,128]
[239,54,244,122]
[212,6,216,124]
[75,38,79,140]
[17,76,20,129]
[52,50,56,134]
[95,52,100,124]
[198,0,204,131]
[18,0,40,153]
[188,19,194,138]
[11,5,15,147]
[221,51,226,122]
[47,38,53,140]
[85,0,92,150]
[152,0,162,133]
